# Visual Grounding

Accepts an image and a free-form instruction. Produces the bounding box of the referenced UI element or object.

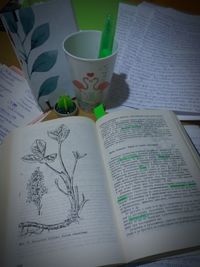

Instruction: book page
[0,117,123,267]
[96,110,200,262]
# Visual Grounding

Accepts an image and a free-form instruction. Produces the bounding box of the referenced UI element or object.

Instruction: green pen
[98,14,115,58]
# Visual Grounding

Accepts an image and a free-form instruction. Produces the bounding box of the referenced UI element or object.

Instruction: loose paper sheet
[0,64,42,143]
[114,2,200,118]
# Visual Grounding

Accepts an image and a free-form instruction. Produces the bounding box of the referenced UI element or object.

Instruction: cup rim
[62,30,118,62]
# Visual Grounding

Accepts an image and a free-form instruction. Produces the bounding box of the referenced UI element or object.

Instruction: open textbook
[1,109,200,267]
[114,2,200,120]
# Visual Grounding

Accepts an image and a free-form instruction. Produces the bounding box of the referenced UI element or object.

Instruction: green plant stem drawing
[19,124,89,236]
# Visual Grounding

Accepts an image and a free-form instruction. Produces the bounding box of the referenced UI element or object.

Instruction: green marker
[98,15,115,58]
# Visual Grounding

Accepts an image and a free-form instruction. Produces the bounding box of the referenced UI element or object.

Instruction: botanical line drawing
[19,124,88,236]
[26,167,48,216]
[3,7,59,103]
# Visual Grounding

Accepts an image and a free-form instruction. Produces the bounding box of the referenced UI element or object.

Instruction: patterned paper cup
[63,30,118,112]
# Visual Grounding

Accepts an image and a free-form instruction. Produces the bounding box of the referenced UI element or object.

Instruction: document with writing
[1,110,200,267]
[114,3,200,119]
[0,64,42,143]
[114,3,137,74]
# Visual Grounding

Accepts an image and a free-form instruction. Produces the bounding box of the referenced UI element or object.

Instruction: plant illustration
[19,124,88,236]
[3,7,59,102]
[26,167,48,216]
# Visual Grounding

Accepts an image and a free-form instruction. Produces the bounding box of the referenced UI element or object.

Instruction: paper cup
[63,30,118,112]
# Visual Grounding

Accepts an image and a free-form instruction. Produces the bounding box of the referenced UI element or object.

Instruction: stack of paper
[113,2,200,120]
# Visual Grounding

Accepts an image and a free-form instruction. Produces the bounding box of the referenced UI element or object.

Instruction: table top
[43,103,96,122]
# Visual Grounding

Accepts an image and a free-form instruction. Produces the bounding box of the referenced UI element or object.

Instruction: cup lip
[62,30,118,62]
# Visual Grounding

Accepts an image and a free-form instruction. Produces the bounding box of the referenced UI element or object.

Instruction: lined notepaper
[114,2,200,119]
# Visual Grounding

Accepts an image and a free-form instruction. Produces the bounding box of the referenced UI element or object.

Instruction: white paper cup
[63,30,118,112]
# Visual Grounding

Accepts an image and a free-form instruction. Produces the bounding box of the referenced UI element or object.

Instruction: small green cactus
[56,95,76,114]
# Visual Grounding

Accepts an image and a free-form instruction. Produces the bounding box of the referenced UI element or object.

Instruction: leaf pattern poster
[1,0,78,111]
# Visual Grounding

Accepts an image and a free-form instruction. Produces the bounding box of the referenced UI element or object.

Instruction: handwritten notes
[114,3,200,118]
[0,64,42,143]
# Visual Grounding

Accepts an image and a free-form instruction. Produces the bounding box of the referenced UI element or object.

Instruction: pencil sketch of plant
[3,7,59,102]
[19,124,89,236]
[26,167,48,216]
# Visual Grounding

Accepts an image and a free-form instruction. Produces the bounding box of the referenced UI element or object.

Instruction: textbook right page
[96,109,200,263]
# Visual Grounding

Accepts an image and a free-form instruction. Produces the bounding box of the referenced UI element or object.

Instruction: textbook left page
[0,116,123,267]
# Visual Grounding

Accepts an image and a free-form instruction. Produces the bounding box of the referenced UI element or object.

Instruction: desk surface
[1,0,200,123]
[43,104,96,122]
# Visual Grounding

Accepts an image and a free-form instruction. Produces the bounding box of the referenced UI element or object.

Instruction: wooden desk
[42,104,96,122]
[146,0,200,14]
[0,0,8,11]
